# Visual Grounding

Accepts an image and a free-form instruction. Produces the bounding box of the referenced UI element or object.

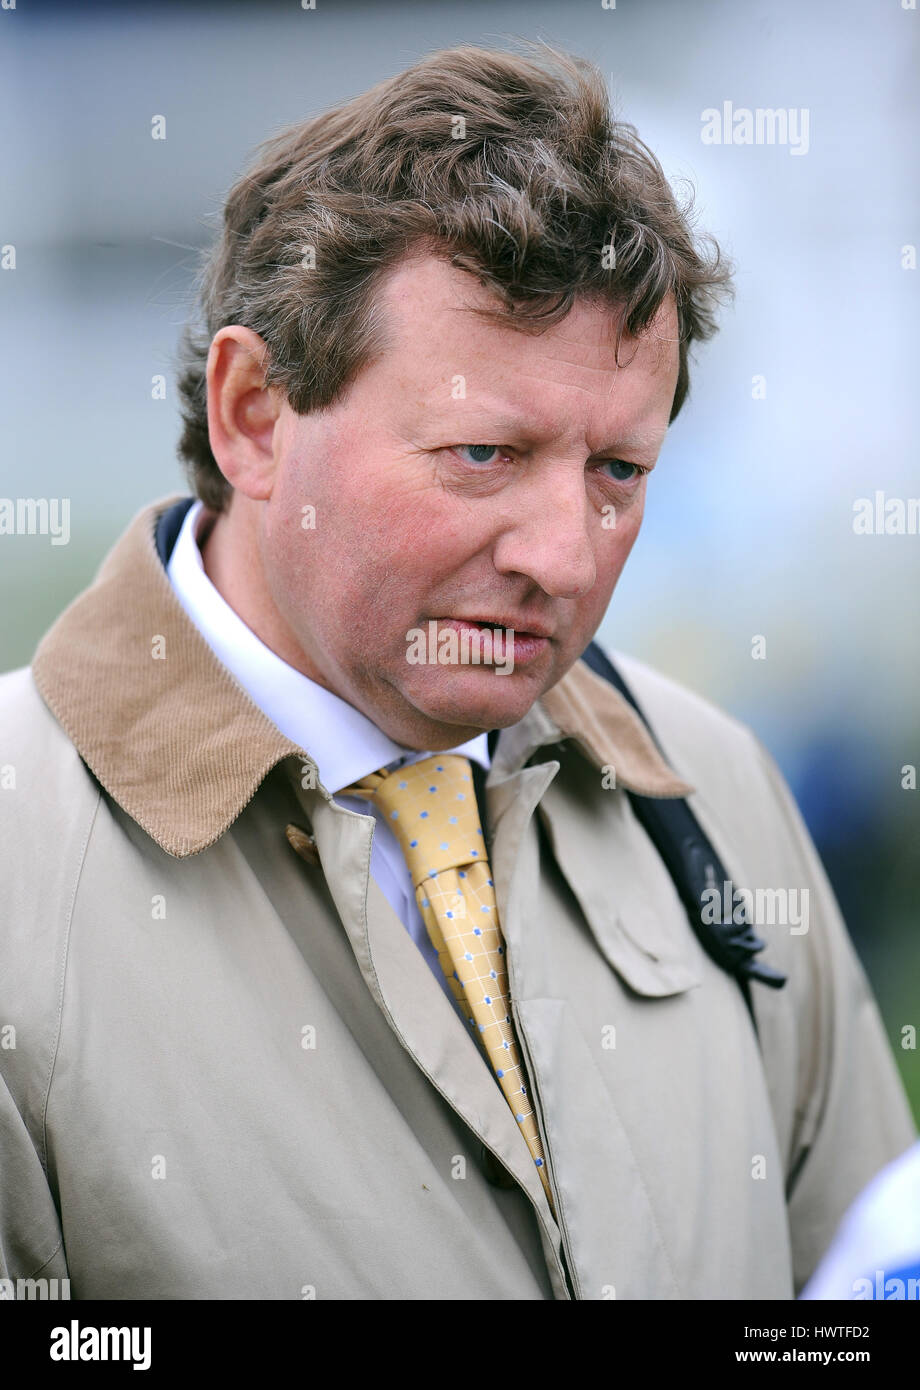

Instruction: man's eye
[452,447,647,480]
[597,459,646,483]
[455,444,502,466]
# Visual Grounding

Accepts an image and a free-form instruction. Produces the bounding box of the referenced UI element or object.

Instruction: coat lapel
[483,742,697,1298]
[305,789,571,1294]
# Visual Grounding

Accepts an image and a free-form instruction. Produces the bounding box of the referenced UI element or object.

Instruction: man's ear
[205,326,282,502]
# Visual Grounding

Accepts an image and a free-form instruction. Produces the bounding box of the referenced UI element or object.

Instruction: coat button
[285,823,319,865]
[480,1144,517,1189]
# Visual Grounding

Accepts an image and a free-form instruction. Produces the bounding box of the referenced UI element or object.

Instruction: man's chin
[396,661,554,741]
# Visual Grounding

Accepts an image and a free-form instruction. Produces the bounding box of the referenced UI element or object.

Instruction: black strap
[155,496,196,569]
[577,641,786,1025]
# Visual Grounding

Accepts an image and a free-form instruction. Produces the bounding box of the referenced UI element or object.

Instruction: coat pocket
[537,788,702,999]
[586,904,702,997]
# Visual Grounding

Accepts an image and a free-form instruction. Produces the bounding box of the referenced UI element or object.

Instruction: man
[799,1141,920,1300]
[0,42,914,1301]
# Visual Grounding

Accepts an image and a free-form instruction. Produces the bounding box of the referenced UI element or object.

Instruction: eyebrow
[423,403,666,458]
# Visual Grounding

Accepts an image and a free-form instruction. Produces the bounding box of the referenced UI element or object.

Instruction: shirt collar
[31,493,693,859]
[166,499,490,793]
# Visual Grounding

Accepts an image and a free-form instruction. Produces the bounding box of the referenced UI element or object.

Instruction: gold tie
[344,754,555,1213]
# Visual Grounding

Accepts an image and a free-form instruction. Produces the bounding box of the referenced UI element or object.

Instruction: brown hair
[175,40,734,513]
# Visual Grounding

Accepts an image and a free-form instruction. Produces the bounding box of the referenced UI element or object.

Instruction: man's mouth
[447,615,554,639]
[434,616,552,665]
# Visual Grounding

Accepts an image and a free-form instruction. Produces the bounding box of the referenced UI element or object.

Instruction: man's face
[256,254,679,749]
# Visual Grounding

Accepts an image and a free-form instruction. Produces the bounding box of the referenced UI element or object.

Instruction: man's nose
[490,465,598,599]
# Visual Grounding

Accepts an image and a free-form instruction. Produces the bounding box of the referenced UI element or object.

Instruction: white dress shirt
[166,500,491,1018]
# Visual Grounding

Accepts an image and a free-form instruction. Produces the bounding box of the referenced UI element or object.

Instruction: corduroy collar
[30,494,692,859]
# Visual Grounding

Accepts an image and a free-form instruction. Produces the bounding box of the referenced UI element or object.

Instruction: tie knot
[345,753,487,886]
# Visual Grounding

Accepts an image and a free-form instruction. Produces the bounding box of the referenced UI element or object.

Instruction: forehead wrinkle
[515,359,623,387]
[513,367,671,420]
[421,390,667,457]
[514,329,674,390]
[515,366,621,398]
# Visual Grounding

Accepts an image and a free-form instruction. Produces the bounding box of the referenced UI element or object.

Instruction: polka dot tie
[343,754,554,1213]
